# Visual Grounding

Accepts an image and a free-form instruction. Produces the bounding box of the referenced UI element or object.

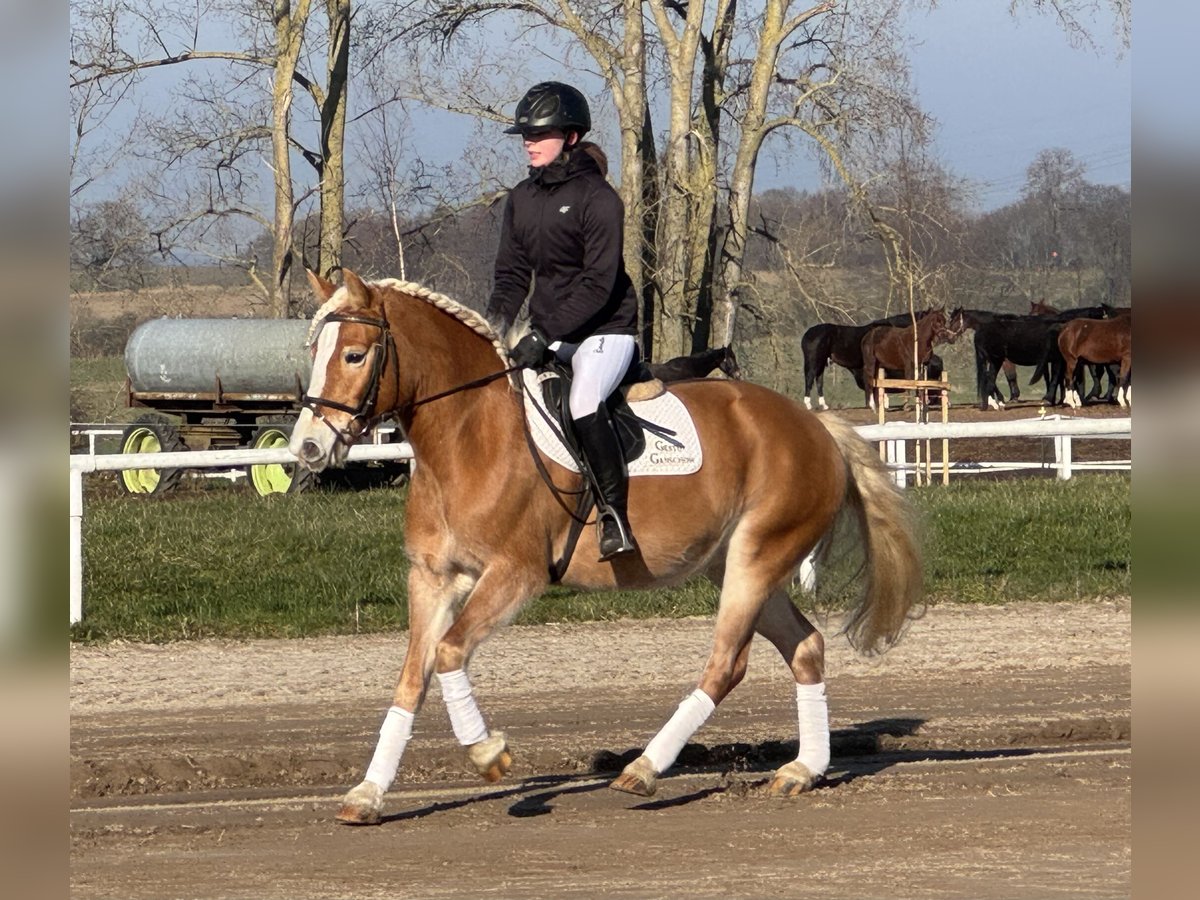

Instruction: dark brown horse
[1059,314,1132,408]
[859,309,952,409]
[800,310,938,410]
[1029,299,1118,402]
[288,271,922,825]
[649,345,742,381]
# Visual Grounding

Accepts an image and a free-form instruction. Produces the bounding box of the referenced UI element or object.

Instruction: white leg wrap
[794,682,830,777]
[364,706,414,791]
[643,689,716,774]
[437,669,489,746]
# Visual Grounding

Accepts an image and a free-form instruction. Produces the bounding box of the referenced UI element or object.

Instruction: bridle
[302,308,520,447]
[302,311,398,448]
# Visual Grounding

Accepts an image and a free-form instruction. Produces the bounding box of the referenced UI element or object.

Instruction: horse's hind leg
[753,590,829,796]
[610,568,766,797]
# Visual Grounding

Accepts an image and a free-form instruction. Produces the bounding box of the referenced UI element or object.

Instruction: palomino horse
[1058,314,1132,408]
[289,271,922,825]
[649,345,742,381]
[859,309,953,409]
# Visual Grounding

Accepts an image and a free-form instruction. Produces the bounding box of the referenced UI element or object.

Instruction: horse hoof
[467,732,511,782]
[767,761,821,797]
[335,780,384,825]
[609,755,658,797]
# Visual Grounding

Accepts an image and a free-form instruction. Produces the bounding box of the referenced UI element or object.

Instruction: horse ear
[341,269,372,310]
[306,269,337,302]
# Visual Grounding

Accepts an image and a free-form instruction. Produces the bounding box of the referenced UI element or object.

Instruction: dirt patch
[71,601,1130,898]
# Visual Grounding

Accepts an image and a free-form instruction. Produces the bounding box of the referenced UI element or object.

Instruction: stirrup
[597,511,636,561]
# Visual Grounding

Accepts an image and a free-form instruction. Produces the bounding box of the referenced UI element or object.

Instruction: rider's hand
[510,329,551,368]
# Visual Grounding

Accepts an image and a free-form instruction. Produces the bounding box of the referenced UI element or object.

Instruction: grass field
[72,474,1131,643]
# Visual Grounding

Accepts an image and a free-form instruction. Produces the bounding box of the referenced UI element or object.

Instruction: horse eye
[344,350,367,365]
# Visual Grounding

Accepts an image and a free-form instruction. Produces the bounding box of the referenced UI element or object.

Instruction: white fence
[67,415,1130,625]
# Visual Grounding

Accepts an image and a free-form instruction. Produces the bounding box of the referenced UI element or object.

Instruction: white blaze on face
[289,320,343,465]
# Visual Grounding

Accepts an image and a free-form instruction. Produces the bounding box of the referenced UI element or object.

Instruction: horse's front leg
[337,564,474,825]
[430,561,546,784]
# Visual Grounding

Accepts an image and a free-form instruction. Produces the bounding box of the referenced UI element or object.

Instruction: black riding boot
[574,406,636,561]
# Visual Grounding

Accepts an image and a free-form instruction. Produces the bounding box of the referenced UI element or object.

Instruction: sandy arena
[71,600,1130,899]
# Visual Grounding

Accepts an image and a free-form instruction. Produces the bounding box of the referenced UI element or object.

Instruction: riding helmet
[504,82,591,136]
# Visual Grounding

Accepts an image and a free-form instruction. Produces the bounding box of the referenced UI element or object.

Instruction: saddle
[535,357,668,466]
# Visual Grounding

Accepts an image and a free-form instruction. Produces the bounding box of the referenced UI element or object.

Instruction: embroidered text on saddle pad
[521,369,703,476]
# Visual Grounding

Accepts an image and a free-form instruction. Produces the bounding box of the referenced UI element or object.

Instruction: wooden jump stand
[874,369,952,485]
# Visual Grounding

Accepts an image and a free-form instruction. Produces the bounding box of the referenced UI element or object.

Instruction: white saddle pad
[521,369,702,476]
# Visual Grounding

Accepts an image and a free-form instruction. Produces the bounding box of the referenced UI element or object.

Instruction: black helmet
[504,82,591,136]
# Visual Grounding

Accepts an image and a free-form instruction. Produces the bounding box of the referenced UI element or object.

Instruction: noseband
[302,311,397,447]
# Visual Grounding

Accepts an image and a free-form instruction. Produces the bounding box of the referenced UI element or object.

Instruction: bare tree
[70,0,353,316]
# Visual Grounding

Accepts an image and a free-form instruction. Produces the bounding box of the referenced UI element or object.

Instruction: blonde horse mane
[306,277,516,382]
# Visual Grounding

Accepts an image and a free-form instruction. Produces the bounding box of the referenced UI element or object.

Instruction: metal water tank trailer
[125,317,312,394]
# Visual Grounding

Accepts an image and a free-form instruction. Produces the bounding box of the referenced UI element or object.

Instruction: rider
[486,81,639,561]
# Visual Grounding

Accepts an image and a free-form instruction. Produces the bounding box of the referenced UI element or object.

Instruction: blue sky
[411,2,1131,212]
[70,2,1131,215]
[904,1,1130,208]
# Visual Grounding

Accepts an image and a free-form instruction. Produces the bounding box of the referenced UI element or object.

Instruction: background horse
[801,310,935,410]
[859,309,952,409]
[1058,315,1132,408]
[1029,299,1117,402]
[649,345,742,381]
[289,270,922,825]
[949,308,1063,409]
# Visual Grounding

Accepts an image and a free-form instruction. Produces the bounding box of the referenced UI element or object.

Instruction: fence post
[886,439,908,488]
[1055,434,1074,481]
[70,467,84,625]
[798,552,816,592]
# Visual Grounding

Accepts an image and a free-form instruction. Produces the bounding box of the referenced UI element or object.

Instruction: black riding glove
[510,329,551,368]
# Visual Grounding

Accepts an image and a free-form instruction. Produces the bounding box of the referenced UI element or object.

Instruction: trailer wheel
[247,418,312,496]
[119,414,185,495]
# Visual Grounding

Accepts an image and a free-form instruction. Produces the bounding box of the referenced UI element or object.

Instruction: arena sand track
[70,601,1130,899]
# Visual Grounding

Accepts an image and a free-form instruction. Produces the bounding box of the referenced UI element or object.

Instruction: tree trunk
[271,0,312,317]
[318,0,350,282]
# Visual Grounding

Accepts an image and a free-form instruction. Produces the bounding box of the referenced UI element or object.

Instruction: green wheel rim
[249,428,295,495]
[120,426,164,493]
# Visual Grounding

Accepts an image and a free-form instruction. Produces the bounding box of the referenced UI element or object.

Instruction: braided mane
[306,278,513,375]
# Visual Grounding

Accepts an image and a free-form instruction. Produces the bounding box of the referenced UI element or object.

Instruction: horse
[288,270,923,825]
[1029,300,1117,402]
[948,308,1063,409]
[800,310,938,410]
[859,309,953,409]
[649,345,742,382]
[1058,314,1132,408]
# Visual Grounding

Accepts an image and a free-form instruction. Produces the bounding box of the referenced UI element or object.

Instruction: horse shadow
[379,717,1054,822]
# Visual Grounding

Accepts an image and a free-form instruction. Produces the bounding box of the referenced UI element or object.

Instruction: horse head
[291,269,398,472]
[926,308,957,345]
[1030,298,1059,316]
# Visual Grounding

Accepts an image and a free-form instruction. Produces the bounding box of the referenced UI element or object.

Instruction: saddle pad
[521,368,703,476]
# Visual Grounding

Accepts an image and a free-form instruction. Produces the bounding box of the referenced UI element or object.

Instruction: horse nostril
[300,438,324,464]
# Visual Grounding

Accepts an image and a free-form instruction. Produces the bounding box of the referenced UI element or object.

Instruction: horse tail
[1030,350,1048,386]
[817,415,924,655]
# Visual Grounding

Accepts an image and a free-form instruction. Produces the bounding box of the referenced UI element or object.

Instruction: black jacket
[486,144,638,344]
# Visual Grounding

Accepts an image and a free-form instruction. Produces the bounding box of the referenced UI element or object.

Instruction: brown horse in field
[859,309,953,409]
[289,271,923,825]
[1058,314,1132,408]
